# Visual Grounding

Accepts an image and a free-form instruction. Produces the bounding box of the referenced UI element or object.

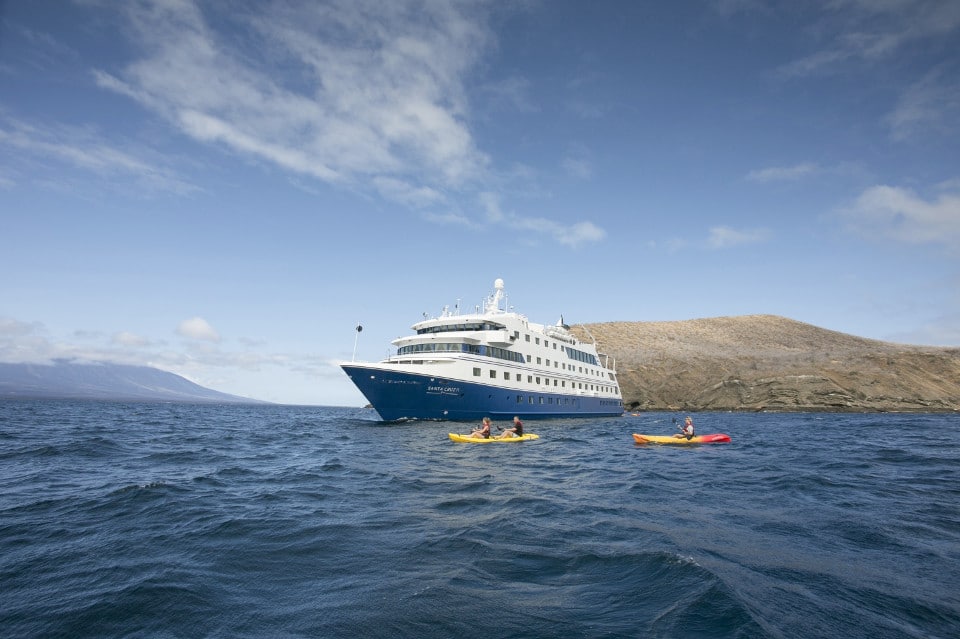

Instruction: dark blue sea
[1,401,958,638]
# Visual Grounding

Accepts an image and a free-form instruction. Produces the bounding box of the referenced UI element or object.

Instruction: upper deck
[386,279,616,378]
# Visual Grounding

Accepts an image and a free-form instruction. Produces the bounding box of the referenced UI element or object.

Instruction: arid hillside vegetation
[572,315,960,412]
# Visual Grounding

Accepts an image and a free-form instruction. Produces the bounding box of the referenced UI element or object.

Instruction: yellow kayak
[633,433,731,445]
[448,433,540,443]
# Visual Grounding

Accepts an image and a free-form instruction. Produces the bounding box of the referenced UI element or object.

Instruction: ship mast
[484,278,505,315]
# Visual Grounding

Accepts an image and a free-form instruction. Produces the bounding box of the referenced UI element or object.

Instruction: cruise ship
[341,279,623,421]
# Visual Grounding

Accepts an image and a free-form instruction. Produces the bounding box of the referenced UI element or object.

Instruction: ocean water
[1,401,958,639]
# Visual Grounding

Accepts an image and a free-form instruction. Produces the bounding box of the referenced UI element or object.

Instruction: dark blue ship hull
[342,364,623,422]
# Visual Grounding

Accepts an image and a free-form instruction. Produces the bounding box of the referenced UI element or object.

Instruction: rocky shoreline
[574,315,960,413]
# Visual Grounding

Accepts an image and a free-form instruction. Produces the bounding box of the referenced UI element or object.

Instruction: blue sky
[2,0,958,405]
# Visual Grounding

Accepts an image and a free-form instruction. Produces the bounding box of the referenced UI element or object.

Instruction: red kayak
[632,433,731,445]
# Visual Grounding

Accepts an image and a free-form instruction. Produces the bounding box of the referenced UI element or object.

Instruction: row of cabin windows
[399,342,603,376]
[522,332,599,366]
[472,367,616,394]
[525,355,606,379]
[508,396,622,407]
[564,346,599,366]
[517,395,576,405]
[418,322,505,334]
[399,342,524,363]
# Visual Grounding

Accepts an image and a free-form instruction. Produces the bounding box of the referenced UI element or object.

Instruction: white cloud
[502,213,606,248]
[0,318,56,363]
[479,192,606,247]
[373,176,446,209]
[746,163,819,183]
[176,317,221,342]
[0,117,197,194]
[112,331,151,347]
[177,110,341,182]
[769,2,960,142]
[97,0,491,190]
[708,226,771,248]
[558,220,607,247]
[420,210,473,227]
[778,0,960,77]
[0,317,40,337]
[664,237,689,254]
[842,184,960,247]
[480,191,506,223]
[79,1,599,249]
[887,66,960,140]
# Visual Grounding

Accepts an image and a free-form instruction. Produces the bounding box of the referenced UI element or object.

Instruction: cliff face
[573,315,960,412]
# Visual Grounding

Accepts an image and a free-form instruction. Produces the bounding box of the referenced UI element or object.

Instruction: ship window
[525,334,530,342]
[416,321,507,335]
[527,375,532,383]
[535,337,540,345]
[554,380,558,386]
[528,396,533,404]
[545,359,550,366]
[536,357,541,365]
[473,368,481,376]
[539,397,544,404]
[517,395,523,403]
[504,372,511,381]
[490,370,497,378]
[544,340,548,348]
[526,355,531,363]
[535,377,541,384]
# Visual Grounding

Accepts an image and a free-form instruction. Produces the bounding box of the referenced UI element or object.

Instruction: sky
[1,0,959,406]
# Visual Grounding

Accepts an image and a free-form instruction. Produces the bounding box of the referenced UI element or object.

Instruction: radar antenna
[485,278,505,314]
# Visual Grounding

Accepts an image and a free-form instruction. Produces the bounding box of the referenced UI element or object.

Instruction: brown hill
[572,315,960,412]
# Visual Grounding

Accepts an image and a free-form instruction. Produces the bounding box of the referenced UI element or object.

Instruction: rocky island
[574,315,960,412]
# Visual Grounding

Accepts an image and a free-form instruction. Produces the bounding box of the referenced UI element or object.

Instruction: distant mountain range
[0,361,266,404]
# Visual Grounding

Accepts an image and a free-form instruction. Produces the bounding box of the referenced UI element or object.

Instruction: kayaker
[498,416,523,439]
[674,416,695,440]
[471,417,492,439]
